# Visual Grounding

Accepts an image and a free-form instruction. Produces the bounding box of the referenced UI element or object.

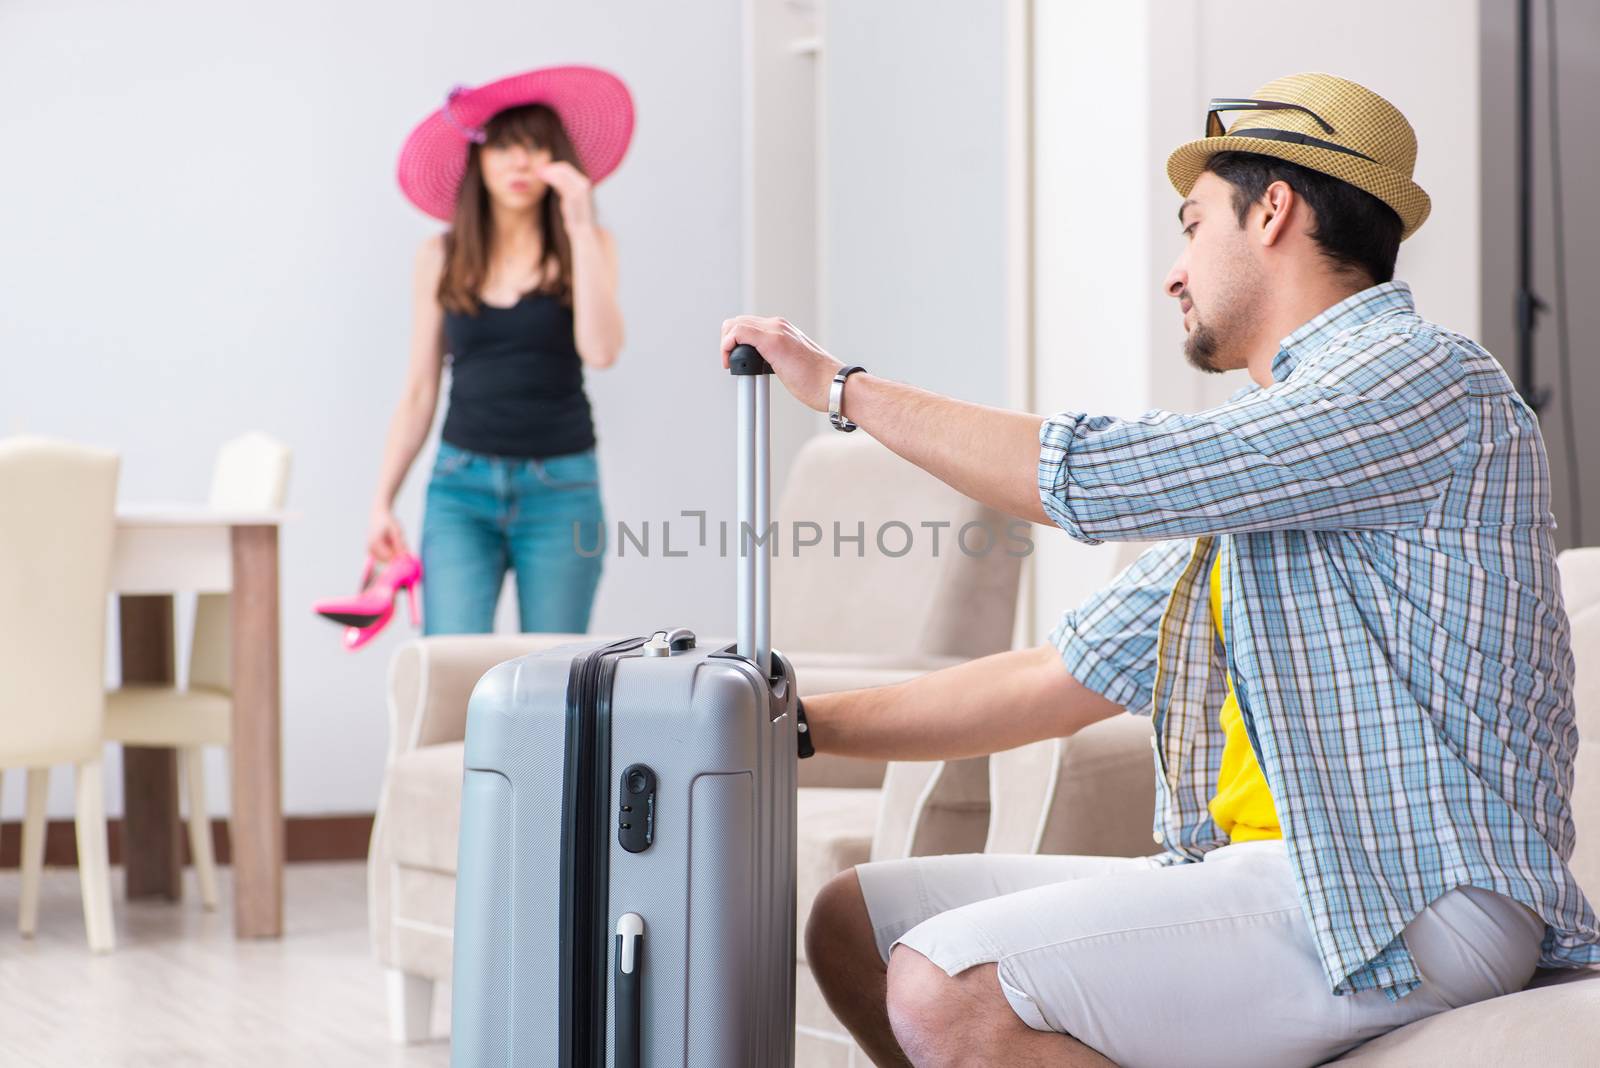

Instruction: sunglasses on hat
[1204,97,1376,163]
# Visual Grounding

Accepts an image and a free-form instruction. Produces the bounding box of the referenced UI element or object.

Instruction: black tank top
[440,292,596,458]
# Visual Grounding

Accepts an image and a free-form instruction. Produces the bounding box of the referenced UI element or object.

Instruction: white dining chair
[1,436,120,952]
[103,432,291,909]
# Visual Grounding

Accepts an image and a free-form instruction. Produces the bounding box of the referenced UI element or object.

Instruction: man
[720,73,1600,1067]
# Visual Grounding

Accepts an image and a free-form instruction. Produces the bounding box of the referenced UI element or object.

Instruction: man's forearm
[716,316,1052,525]
[842,372,1050,526]
[803,644,1125,763]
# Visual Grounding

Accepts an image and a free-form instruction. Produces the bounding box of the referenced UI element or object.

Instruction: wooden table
[112,505,290,938]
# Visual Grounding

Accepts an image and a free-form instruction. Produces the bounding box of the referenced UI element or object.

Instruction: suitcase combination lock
[618,764,657,853]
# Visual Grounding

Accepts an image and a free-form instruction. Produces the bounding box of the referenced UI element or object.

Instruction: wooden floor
[0,862,452,1067]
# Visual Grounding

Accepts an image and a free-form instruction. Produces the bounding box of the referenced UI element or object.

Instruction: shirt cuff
[1047,613,1150,714]
[1333,934,1424,1002]
[1037,413,1101,545]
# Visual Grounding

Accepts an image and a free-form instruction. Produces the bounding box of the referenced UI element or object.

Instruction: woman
[368,66,632,635]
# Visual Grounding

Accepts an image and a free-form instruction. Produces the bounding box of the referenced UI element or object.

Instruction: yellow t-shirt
[1206,550,1281,843]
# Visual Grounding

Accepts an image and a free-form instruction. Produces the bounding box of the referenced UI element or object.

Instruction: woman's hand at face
[536,161,595,231]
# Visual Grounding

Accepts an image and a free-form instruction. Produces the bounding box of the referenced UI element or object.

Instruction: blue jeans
[420,441,605,635]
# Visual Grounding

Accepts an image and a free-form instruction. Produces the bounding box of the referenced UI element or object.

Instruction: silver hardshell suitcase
[450,345,799,1067]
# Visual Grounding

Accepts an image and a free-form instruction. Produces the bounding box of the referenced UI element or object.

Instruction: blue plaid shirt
[1040,281,1600,1000]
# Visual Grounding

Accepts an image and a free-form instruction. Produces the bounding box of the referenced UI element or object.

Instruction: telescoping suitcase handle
[729,344,774,679]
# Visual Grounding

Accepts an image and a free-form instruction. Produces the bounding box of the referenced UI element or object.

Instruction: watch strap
[829,365,867,432]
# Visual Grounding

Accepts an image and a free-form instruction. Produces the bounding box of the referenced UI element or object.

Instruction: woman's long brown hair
[437,104,586,314]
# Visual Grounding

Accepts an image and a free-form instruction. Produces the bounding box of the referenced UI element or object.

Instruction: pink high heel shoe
[312,552,423,651]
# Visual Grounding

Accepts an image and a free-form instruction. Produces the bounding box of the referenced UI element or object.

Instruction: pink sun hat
[397,65,635,222]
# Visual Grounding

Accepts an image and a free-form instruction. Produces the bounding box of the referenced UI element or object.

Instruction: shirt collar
[1271,280,1416,381]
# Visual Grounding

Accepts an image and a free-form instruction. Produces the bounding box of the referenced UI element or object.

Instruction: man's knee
[885,947,975,1058]
[805,868,880,984]
[887,952,1025,1060]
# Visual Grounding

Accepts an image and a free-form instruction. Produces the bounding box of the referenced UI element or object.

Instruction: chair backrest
[984,715,1156,857]
[208,432,292,512]
[190,433,291,692]
[772,433,1022,660]
[0,437,119,766]
[1559,547,1600,902]
[870,756,992,862]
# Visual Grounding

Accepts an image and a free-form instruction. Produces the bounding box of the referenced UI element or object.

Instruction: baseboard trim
[0,813,375,869]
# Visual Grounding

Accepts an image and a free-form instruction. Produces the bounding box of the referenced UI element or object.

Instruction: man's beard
[1184,318,1227,374]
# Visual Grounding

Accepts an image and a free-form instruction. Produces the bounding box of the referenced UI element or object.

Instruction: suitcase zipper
[559,637,645,1068]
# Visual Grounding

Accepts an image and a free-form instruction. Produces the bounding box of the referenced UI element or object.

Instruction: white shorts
[855,840,1545,1068]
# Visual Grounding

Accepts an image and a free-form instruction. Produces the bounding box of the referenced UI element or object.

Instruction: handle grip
[728,343,772,376]
[615,914,644,1068]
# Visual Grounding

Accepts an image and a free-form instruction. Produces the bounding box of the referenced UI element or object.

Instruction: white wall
[820,0,1014,409]
[0,0,751,818]
[745,0,822,502]
[1480,0,1600,551]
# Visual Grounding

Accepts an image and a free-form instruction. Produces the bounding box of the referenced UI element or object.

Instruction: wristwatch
[829,365,868,433]
[795,698,815,759]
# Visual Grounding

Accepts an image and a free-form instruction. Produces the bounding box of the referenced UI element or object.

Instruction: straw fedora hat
[398,65,635,222]
[1166,72,1430,240]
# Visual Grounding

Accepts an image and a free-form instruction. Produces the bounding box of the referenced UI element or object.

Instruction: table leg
[118,595,183,901]
[230,525,284,938]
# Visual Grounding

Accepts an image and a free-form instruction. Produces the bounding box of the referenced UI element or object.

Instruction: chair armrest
[382,637,974,795]
[385,634,623,761]
[985,714,1156,857]
[784,650,968,674]
[797,754,889,789]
